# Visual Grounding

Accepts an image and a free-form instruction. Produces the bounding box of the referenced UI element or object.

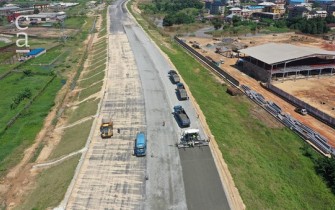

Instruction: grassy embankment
[16,154,81,210]
[0,0,99,181]
[128,1,335,209]
[49,30,107,160]
[0,49,62,177]
[13,4,108,210]
[0,40,9,47]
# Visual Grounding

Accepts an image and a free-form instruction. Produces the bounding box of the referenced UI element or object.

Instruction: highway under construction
[60,0,233,209]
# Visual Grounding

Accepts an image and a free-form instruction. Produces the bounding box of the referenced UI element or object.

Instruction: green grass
[0,41,11,47]
[82,16,96,32]
[209,25,292,37]
[93,41,106,48]
[209,25,252,37]
[0,0,94,185]
[17,65,53,74]
[0,52,16,63]
[30,142,45,163]
[98,8,107,37]
[65,17,85,29]
[78,80,103,101]
[49,120,93,160]
[96,38,107,44]
[0,64,16,75]
[28,46,63,65]
[165,40,335,210]
[90,58,106,67]
[0,73,54,131]
[92,49,107,60]
[260,26,292,34]
[25,38,59,52]
[128,1,335,209]
[16,154,80,210]
[92,54,106,64]
[83,63,106,78]
[92,44,107,52]
[67,98,99,124]
[79,71,104,88]
[0,78,62,177]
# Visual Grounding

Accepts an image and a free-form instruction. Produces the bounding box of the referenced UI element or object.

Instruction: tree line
[315,157,335,194]
[287,17,330,34]
[153,0,202,13]
[302,145,335,194]
[210,16,332,35]
[140,0,203,26]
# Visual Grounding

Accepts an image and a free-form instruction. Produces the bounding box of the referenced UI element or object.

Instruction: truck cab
[134,132,146,157]
[176,82,185,90]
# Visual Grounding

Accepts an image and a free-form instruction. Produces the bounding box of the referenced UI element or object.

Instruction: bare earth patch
[273,77,335,118]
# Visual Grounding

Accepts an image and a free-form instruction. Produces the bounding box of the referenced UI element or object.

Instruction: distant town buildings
[288,4,328,19]
[0,2,78,23]
[204,0,335,20]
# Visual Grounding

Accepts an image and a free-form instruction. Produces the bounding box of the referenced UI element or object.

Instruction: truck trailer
[169,70,180,84]
[177,88,188,100]
[173,105,190,127]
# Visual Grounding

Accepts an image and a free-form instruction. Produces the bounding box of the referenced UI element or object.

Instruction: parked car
[295,107,307,115]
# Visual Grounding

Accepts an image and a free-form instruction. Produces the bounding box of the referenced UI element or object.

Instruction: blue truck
[134,132,146,157]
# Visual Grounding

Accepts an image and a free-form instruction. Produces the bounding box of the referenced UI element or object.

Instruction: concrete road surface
[64,0,231,209]
[124,4,230,210]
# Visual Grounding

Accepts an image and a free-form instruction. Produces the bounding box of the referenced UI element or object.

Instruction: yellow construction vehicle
[100,117,113,138]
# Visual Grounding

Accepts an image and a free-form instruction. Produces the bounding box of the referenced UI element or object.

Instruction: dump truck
[100,117,113,138]
[169,70,180,84]
[173,105,190,127]
[176,129,209,148]
[177,88,188,100]
[170,73,180,84]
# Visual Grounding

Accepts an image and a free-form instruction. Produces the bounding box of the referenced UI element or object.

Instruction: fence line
[267,84,335,129]
[174,36,240,87]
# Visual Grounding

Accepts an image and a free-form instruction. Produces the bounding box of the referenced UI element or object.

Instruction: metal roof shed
[26,48,46,57]
[239,43,335,65]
